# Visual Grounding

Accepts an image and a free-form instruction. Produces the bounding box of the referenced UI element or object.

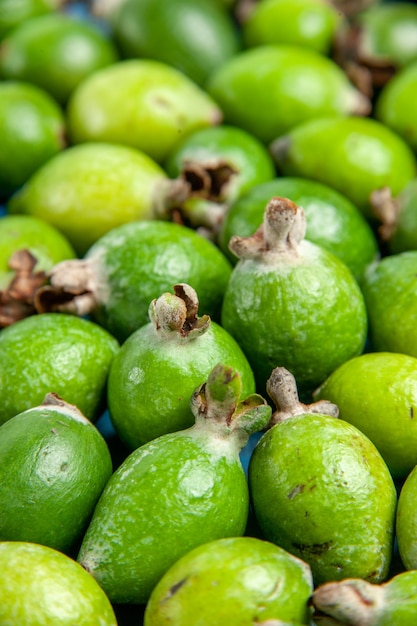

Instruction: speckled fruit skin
[249,414,397,585]
[219,176,379,281]
[361,251,417,359]
[67,58,222,163]
[0,541,117,626]
[0,398,112,553]
[85,220,232,342]
[144,536,314,626]
[314,352,417,480]
[0,312,119,425]
[77,428,251,604]
[396,466,417,570]
[272,116,417,218]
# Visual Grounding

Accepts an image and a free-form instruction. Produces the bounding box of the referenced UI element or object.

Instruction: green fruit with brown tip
[396,465,417,570]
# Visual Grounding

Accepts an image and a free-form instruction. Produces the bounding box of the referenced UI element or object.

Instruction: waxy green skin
[145,536,314,626]
[272,116,417,218]
[67,58,222,163]
[396,466,417,570]
[0,542,117,626]
[8,142,167,256]
[0,81,65,199]
[112,0,241,87]
[207,44,368,144]
[249,414,397,585]
[384,179,417,254]
[0,0,55,39]
[0,12,119,104]
[0,313,119,425]
[361,251,417,359]
[219,176,379,280]
[0,399,112,553]
[314,352,417,480]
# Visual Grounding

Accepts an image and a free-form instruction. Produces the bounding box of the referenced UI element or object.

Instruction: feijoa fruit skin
[221,196,367,398]
[314,352,417,480]
[77,364,271,604]
[144,536,314,626]
[396,465,417,571]
[0,393,112,554]
[0,541,117,626]
[107,283,255,449]
[249,367,397,586]
[0,312,119,425]
[35,220,232,343]
[371,181,417,255]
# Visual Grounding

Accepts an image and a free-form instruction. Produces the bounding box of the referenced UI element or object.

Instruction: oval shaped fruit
[249,367,397,585]
[371,181,417,254]
[0,0,57,39]
[66,58,222,163]
[0,541,117,626]
[219,176,379,281]
[77,364,271,604]
[361,251,417,358]
[207,44,369,144]
[7,142,174,256]
[145,536,314,626]
[107,283,255,449]
[241,0,342,55]
[396,464,417,570]
[0,80,65,199]
[0,393,112,553]
[272,115,417,219]
[34,220,232,342]
[111,0,241,86]
[0,312,119,425]
[221,196,367,398]
[0,12,119,103]
[314,351,417,480]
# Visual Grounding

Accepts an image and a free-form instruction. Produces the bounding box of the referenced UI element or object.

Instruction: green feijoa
[34,220,232,343]
[0,541,117,626]
[241,0,342,55]
[221,196,367,398]
[7,142,181,256]
[371,181,417,254]
[313,571,417,625]
[219,176,378,281]
[0,312,119,425]
[66,58,222,163]
[361,251,417,358]
[206,44,369,144]
[77,364,272,604]
[161,124,276,239]
[108,283,255,449]
[249,367,397,585]
[375,59,417,153]
[0,0,57,40]
[314,352,417,480]
[271,115,417,219]
[0,80,65,200]
[144,536,314,626]
[0,13,119,104]
[111,0,241,87]
[397,465,417,570]
[0,393,112,554]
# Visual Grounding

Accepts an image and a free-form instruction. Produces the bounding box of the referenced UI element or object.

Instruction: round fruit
[0,393,112,553]
[34,220,233,342]
[206,44,369,144]
[145,536,314,626]
[314,351,417,480]
[0,541,117,626]
[0,80,65,199]
[77,364,271,604]
[361,251,417,358]
[219,176,379,281]
[221,196,367,398]
[0,12,119,103]
[0,312,119,425]
[271,115,417,219]
[66,58,222,163]
[249,367,397,585]
[0,0,57,39]
[397,465,417,570]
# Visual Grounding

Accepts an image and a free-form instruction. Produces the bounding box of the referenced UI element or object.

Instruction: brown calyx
[149,283,210,339]
[0,249,48,327]
[312,578,384,625]
[370,186,400,242]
